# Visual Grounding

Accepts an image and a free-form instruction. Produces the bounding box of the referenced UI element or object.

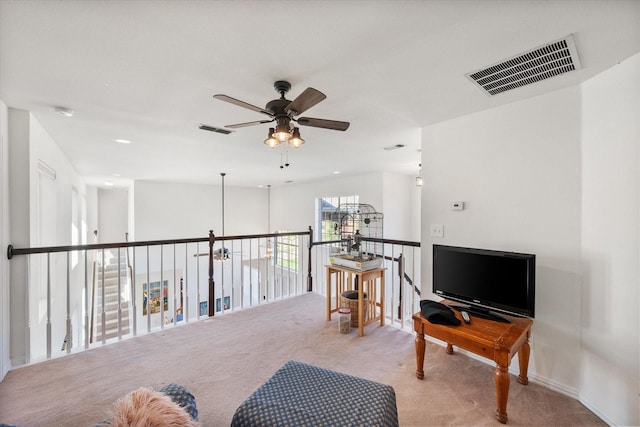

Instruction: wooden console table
[412,303,533,424]
[326,265,385,336]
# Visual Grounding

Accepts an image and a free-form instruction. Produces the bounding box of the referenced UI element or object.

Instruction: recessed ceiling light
[115,139,131,144]
[54,107,74,117]
[333,171,340,174]
[113,173,121,177]
[104,181,114,186]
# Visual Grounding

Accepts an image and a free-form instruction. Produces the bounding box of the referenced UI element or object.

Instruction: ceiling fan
[213,80,350,148]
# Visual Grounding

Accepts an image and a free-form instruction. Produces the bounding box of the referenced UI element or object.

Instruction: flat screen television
[432,244,535,322]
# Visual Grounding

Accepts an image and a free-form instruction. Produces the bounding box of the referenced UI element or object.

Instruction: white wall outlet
[430,224,444,238]
[451,201,464,211]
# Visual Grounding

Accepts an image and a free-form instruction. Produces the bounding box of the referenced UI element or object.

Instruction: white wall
[8,109,30,366]
[133,180,267,241]
[421,56,640,425]
[98,188,129,243]
[133,173,420,242]
[421,87,583,392]
[382,172,419,240]
[7,110,95,365]
[0,100,10,379]
[580,52,639,426]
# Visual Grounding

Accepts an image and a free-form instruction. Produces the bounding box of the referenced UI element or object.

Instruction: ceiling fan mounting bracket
[273,80,292,97]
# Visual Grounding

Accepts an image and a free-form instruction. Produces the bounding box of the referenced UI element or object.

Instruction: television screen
[432,245,535,320]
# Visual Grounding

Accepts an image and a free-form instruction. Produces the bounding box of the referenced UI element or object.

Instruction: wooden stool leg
[379,270,385,326]
[358,280,364,337]
[326,270,332,321]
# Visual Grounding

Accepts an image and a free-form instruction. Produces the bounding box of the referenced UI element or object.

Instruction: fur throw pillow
[105,387,199,427]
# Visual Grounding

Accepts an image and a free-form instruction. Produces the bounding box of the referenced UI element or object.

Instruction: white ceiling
[1,0,639,188]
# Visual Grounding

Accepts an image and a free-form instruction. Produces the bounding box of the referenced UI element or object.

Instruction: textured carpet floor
[0,292,604,426]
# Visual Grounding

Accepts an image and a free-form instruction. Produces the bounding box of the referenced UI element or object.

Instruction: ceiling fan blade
[296,117,350,131]
[225,119,274,129]
[213,94,273,116]
[285,87,326,115]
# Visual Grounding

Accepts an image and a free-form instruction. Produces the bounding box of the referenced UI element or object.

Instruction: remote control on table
[461,311,471,324]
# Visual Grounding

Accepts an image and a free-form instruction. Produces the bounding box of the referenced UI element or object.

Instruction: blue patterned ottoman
[231,360,399,427]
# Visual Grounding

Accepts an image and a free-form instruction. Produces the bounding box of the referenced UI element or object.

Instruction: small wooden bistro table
[325,264,385,337]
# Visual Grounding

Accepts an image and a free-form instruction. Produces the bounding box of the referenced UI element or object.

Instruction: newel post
[307,226,313,292]
[398,253,404,320]
[208,230,215,317]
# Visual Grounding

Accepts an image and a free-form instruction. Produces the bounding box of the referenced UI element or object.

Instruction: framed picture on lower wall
[216,296,230,312]
[142,280,168,315]
[199,301,208,316]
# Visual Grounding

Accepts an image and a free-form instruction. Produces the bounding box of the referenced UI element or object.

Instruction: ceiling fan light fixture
[273,118,291,143]
[264,128,280,148]
[288,127,305,148]
[213,80,350,155]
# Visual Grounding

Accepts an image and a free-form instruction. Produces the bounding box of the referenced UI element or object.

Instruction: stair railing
[89,230,98,344]
[6,229,314,364]
[125,232,136,336]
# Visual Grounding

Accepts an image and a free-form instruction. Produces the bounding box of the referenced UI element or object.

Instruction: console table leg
[446,343,453,355]
[494,364,510,424]
[415,332,425,379]
[518,340,530,385]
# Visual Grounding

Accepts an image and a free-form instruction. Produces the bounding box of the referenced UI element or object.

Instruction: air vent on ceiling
[466,34,581,96]
[198,124,233,134]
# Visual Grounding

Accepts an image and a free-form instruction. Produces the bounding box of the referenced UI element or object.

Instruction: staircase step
[95,326,131,341]
[95,296,126,306]
[97,269,128,280]
[93,253,132,341]
[97,301,130,315]
[96,317,130,330]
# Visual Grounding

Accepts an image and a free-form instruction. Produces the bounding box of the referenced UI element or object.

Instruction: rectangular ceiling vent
[198,124,233,134]
[466,34,581,96]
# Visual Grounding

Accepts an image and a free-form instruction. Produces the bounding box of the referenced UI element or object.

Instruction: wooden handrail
[6,230,312,259]
[8,229,315,323]
[5,227,422,363]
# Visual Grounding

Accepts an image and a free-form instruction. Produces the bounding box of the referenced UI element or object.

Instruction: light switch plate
[430,224,444,238]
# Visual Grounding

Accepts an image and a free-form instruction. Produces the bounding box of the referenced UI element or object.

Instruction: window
[316,195,359,241]
[275,232,299,271]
